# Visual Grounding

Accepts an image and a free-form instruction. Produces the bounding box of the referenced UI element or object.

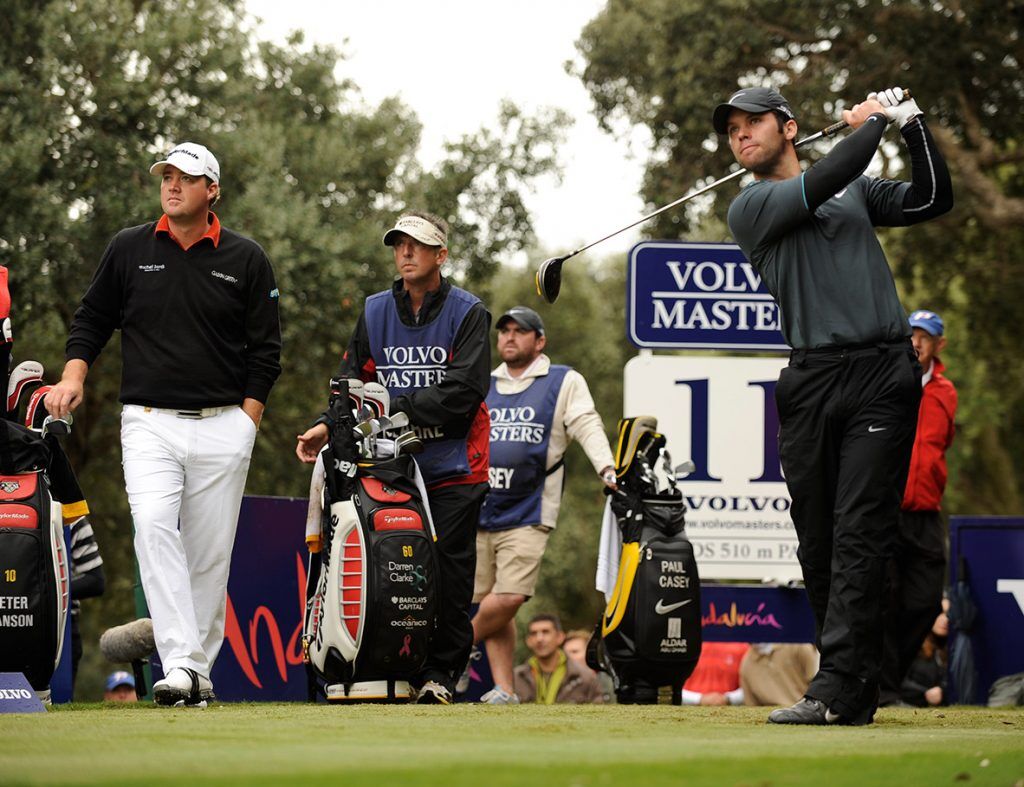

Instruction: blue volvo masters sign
[627,241,788,351]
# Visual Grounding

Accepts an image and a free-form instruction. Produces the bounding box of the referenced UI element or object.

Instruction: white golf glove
[867,87,922,129]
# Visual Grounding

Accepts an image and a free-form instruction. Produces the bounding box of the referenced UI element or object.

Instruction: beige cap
[382,215,447,248]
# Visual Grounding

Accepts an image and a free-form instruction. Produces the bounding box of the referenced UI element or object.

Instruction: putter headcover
[536,256,566,304]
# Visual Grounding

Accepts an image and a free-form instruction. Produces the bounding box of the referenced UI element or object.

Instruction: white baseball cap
[382,215,447,248]
[150,142,221,183]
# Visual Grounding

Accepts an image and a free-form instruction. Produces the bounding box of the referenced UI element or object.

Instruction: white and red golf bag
[302,381,437,702]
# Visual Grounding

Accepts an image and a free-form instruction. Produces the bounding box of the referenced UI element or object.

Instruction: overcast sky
[244,0,650,264]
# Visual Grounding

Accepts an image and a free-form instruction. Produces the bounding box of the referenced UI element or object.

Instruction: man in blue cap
[103,671,137,703]
[880,309,957,706]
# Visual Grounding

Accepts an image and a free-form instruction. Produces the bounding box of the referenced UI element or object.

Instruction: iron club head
[394,431,424,456]
[536,255,569,304]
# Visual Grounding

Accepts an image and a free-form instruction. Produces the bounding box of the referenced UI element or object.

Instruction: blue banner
[700,585,814,643]
[949,516,1024,704]
[627,241,788,351]
[210,496,309,702]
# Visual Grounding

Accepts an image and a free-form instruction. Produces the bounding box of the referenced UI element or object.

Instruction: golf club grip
[803,88,914,144]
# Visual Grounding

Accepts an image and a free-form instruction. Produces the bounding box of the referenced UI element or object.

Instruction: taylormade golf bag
[302,379,437,702]
[0,419,69,701]
[589,416,702,704]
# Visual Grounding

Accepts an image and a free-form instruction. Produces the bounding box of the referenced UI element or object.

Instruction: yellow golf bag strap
[602,541,641,637]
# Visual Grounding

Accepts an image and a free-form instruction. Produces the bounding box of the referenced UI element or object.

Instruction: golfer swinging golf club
[714,86,952,725]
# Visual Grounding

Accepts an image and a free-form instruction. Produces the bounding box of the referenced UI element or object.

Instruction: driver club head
[535,255,568,304]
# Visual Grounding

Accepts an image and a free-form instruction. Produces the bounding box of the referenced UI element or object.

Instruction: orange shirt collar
[154,212,221,250]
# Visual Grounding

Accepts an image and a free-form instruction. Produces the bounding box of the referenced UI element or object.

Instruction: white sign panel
[624,354,801,583]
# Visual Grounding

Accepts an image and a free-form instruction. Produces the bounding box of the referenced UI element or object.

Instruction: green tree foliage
[576,0,1024,514]
[0,0,570,696]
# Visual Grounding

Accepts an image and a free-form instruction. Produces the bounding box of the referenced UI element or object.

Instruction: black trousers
[879,509,946,704]
[776,340,921,718]
[419,481,488,691]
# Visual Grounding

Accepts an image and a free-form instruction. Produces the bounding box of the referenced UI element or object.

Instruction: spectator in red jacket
[682,642,749,706]
[880,309,958,706]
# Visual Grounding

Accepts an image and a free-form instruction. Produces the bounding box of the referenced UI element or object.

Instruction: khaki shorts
[473,525,550,601]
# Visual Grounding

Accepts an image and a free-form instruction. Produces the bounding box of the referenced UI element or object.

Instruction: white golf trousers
[121,404,257,677]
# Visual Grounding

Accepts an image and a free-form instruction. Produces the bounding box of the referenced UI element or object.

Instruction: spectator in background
[103,671,138,703]
[740,644,819,707]
[514,614,604,704]
[899,602,949,708]
[562,629,590,666]
[880,309,958,707]
[563,628,614,703]
[681,642,748,706]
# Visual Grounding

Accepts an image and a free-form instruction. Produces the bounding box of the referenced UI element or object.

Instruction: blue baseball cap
[105,670,135,692]
[908,310,944,336]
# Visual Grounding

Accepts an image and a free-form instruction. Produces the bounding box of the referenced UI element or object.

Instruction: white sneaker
[153,667,215,708]
[480,686,520,705]
[455,646,482,694]
[415,680,452,705]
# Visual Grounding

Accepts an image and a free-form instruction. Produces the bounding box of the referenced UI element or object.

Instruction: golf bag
[589,416,702,704]
[302,380,437,702]
[0,419,69,701]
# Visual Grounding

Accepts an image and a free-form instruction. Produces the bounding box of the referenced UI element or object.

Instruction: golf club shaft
[562,118,851,261]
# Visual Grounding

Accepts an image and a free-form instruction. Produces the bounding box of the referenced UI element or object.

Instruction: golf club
[379,412,410,435]
[536,91,912,304]
[353,417,382,440]
[393,431,424,457]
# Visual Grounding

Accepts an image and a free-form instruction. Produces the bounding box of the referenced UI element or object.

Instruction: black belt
[790,338,912,363]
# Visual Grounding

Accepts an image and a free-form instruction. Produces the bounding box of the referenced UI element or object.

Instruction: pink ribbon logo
[399,634,412,657]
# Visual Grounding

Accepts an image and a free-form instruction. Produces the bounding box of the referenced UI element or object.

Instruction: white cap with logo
[382,215,447,248]
[149,142,221,183]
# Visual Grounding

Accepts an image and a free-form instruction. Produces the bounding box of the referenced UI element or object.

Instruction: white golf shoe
[153,667,215,708]
[480,686,520,705]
